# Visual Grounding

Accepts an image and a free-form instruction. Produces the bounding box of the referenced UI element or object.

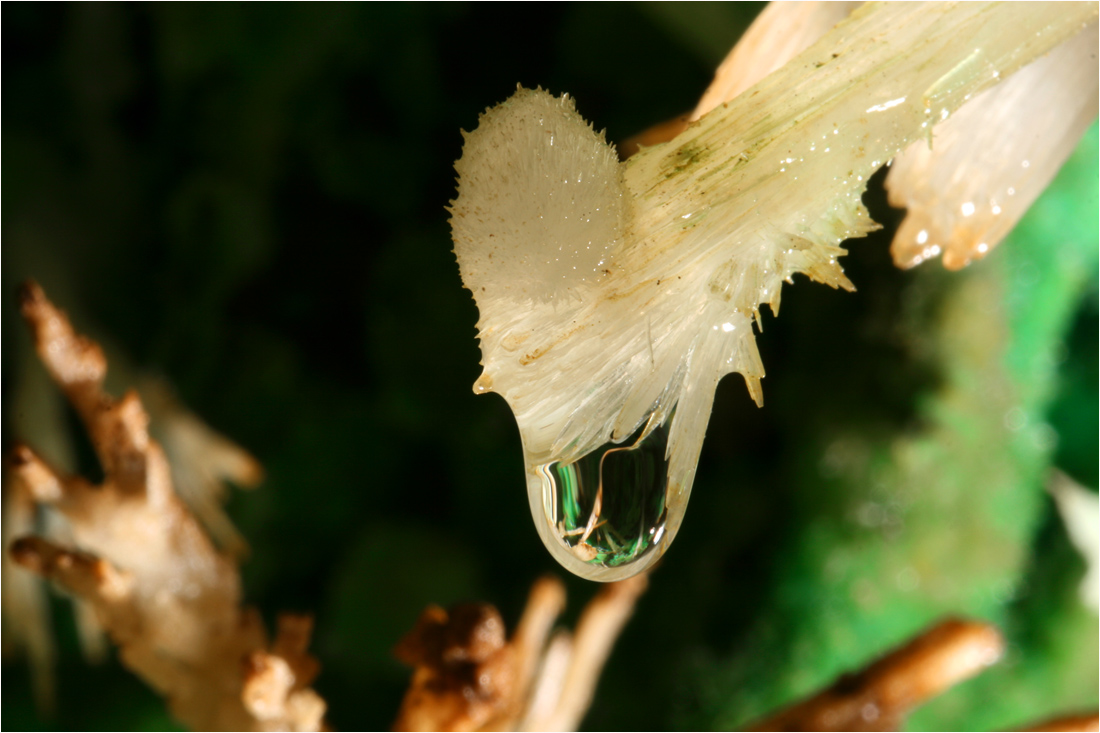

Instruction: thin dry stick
[751,618,1004,731]
[529,573,649,731]
[1017,713,1100,733]
[750,618,1099,733]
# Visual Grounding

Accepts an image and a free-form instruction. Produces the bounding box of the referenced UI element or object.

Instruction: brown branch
[530,573,648,731]
[751,618,1004,732]
[1017,713,1100,733]
[393,573,648,732]
[8,281,326,731]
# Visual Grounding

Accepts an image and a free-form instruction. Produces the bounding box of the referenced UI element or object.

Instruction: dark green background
[3,4,1097,730]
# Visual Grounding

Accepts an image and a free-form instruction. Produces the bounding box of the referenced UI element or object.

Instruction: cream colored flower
[451,2,1099,580]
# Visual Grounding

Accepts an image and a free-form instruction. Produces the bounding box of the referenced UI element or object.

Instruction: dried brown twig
[751,618,1098,733]
[1017,713,1100,733]
[1020,713,1100,730]
[393,573,648,731]
[752,618,1004,731]
[7,281,325,731]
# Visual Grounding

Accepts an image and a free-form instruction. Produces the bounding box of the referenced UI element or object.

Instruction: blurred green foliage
[3,4,1096,731]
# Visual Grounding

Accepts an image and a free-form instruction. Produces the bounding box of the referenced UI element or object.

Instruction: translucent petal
[887,21,1099,270]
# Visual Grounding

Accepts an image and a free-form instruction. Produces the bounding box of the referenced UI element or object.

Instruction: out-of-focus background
[3,4,1096,730]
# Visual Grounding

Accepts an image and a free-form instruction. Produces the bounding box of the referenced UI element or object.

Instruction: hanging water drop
[527,417,672,581]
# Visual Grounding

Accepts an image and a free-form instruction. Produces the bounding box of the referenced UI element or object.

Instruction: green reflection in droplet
[539,418,670,569]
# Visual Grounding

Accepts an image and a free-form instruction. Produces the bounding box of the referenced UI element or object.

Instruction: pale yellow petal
[887,20,1099,270]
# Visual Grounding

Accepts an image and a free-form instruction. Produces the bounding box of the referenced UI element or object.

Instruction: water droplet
[530,418,671,580]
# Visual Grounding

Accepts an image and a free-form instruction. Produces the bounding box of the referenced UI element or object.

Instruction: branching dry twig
[393,573,648,731]
[7,281,326,731]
